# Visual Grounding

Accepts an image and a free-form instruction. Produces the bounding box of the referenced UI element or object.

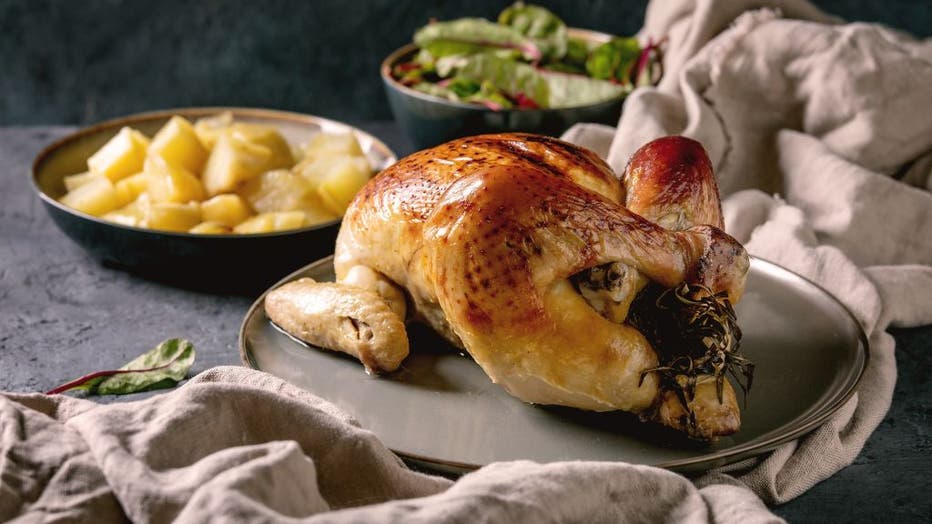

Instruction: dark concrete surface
[1,125,930,522]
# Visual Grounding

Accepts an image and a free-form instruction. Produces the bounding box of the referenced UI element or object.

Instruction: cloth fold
[4,0,931,521]
[565,0,932,510]
[2,367,781,523]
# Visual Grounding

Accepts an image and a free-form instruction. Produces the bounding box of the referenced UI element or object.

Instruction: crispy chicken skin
[265,133,750,439]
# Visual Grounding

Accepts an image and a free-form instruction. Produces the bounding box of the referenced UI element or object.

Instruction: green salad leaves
[46,338,196,396]
[498,2,567,60]
[393,2,663,110]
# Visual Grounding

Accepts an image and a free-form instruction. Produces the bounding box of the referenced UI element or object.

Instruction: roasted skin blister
[265,133,751,440]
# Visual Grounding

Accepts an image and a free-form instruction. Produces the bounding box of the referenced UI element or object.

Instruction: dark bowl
[382,27,624,150]
[32,107,396,295]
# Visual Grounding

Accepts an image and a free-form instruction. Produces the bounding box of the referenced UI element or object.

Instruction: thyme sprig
[629,282,754,412]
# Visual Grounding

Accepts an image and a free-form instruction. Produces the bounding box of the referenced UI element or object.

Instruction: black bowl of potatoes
[32,107,396,294]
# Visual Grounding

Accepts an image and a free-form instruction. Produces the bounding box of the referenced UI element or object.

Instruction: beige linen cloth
[4,1,932,521]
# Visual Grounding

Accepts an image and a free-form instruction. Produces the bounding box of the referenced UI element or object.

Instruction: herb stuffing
[628,282,754,434]
[392,2,663,110]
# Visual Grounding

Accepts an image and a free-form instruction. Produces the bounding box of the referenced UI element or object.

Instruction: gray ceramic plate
[240,256,868,475]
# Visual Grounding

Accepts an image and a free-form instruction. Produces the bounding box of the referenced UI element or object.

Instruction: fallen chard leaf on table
[46,338,196,395]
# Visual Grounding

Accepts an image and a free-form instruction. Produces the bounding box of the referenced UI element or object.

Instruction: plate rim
[239,254,870,474]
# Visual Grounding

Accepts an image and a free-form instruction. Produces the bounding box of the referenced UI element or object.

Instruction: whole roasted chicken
[266,133,752,440]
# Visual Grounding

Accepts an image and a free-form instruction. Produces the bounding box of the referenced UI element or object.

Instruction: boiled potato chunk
[293,155,344,186]
[201,194,252,227]
[189,221,232,234]
[229,123,294,171]
[233,211,308,234]
[239,169,324,214]
[101,210,140,227]
[303,132,364,160]
[201,133,274,196]
[102,195,150,227]
[144,157,206,203]
[87,127,150,182]
[316,157,373,216]
[114,172,148,204]
[63,171,100,192]
[148,116,209,174]
[60,176,125,216]
[302,205,341,226]
[193,111,234,150]
[144,201,202,232]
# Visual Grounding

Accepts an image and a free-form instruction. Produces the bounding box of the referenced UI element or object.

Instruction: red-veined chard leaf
[497,1,568,60]
[46,338,196,396]
[453,54,626,108]
[414,18,542,61]
[586,37,642,85]
[539,68,628,107]
[454,54,549,107]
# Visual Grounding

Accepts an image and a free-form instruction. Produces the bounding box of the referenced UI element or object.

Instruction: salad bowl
[382,3,661,149]
[383,28,631,150]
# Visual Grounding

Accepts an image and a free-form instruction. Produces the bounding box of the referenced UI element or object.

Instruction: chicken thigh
[265,133,751,440]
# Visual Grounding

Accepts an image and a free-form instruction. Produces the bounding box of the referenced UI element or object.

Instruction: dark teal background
[1,0,928,125]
